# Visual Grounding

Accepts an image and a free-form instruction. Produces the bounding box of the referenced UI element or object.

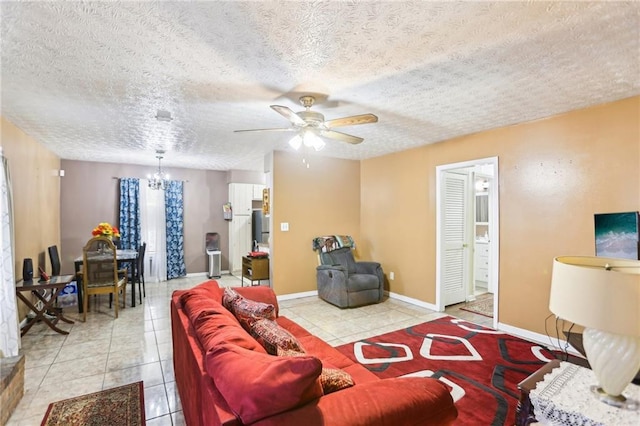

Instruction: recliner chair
[316,247,384,308]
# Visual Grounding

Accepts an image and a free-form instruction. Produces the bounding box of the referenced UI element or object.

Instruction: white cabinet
[228,183,260,274]
[229,214,252,273]
[252,184,265,200]
[229,183,253,215]
[474,241,489,283]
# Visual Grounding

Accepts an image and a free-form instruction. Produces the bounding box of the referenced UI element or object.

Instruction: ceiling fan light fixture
[302,131,325,151]
[288,134,302,150]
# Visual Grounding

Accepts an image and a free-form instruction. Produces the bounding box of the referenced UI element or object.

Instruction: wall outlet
[389,271,395,280]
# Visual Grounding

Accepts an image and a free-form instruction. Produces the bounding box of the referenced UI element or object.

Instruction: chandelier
[148,150,169,190]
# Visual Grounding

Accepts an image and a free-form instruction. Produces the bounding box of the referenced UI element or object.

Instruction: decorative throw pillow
[276,347,305,357]
[223,287,276,330]
[250,319,304,355]
[319,367,355,394]
[205,343,323,424]
[276,346,355,394]
[222,287,243,311]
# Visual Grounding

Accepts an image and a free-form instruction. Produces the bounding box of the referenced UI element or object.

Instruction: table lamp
[549,256,640,409]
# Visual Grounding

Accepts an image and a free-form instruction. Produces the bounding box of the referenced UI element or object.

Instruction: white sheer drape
[139,181,167,282]
[0,147,19,357]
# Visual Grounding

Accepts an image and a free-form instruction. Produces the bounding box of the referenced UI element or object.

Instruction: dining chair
[81,236,127,321]
[48,245,61,276]
[127,242,146,304]
[139,242,146,297]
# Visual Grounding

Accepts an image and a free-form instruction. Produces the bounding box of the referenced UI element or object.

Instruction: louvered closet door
[441,172,469,306]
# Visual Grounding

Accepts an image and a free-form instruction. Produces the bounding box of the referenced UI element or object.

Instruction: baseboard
[185,270,230,278]
[497,322,584,358]
[186,272,208,278]
[275,290,439,309]
[386,290,439,311]
[276,290,318,301]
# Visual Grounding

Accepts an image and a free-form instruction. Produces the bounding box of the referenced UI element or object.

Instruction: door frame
[435,156,500,328]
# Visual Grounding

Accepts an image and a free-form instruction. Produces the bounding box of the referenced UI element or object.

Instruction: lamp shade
[549,256,640,337]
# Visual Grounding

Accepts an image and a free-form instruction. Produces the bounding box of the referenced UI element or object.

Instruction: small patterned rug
[41,381,145,426]
[460,297,493,317]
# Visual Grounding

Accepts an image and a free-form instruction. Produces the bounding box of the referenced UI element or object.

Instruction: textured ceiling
[1,1,639,172]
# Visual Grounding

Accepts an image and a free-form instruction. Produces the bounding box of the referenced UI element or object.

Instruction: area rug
[336,316,555,426]
[460,297,494,317]
[41,381,145,426]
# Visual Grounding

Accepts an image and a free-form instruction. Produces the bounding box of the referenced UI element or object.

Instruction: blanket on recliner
[312,235,355,253]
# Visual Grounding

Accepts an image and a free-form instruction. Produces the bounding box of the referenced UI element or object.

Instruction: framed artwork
[262,188,270,215]
[594,211,640,259]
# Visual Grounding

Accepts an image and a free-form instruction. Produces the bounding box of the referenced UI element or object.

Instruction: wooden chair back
[81,236,127,321]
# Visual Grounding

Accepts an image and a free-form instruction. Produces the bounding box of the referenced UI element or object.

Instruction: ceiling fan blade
[320,129,364,145]
[270,105,307,126]
[324,113,378,128]
[234,128,295,133]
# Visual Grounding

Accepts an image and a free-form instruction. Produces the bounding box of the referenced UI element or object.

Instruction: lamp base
[590,385,638,410]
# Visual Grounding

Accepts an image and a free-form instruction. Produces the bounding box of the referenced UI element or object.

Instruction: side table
[16,275,75,336]
[519,360,639,425]
[516,359,561,425]
[241,256,269,286]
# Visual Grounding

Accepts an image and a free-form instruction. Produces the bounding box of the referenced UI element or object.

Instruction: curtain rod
[112,177,189,183]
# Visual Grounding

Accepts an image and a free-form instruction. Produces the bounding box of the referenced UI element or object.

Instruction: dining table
[73,248,139,313]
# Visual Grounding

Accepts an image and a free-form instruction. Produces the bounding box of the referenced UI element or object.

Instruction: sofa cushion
[250,318,304,355]
[179,280,224,306]
[193,304,267,354]
[183,293,235,326]
[206,343,323,424]
[223,287,276,330]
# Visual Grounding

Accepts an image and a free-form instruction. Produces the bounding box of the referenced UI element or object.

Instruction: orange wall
[1,116,61,319]
[360,96,640,336]
[271,151,361,295]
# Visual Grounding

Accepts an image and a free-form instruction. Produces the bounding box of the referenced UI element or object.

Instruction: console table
[241,256,269,286]
[16,275,75,336]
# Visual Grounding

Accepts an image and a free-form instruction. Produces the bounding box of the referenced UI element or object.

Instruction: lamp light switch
[280,222,289,232]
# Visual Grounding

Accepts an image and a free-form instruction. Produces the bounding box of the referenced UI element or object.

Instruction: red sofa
[171,280,457,425]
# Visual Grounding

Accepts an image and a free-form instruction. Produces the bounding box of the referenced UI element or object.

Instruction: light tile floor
[7,274,492,425]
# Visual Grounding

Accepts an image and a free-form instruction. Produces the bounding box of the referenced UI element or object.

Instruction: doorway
[435,157,499,328]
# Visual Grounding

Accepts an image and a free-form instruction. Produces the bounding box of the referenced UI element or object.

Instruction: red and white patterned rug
[336,316,555,426]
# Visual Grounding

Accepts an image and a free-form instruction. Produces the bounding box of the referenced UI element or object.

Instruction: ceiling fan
[234,95,378,150]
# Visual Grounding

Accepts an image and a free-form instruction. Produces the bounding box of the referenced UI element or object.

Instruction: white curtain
[0,147,19,357]
[139,181,167,282]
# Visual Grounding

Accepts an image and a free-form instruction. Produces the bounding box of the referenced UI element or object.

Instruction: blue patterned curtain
[119,178,141,250]
[165,180,186,279]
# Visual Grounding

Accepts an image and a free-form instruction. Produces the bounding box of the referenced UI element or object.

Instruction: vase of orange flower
[92,222,120,239]
[92,223,119,253]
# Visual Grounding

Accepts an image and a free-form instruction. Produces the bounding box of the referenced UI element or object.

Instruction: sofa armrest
[316,264,347,273]
[354,261,381,275]
[253,377,457,426]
